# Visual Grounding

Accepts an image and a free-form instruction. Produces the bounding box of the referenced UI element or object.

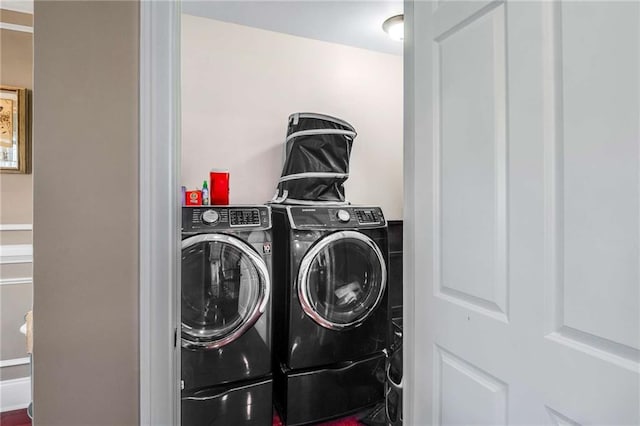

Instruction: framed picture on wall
[0,86,30,174]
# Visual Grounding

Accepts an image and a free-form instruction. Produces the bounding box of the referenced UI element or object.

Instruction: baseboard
[0,376,31,412]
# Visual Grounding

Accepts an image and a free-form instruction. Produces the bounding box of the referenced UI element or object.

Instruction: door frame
[138,0,419,424]
[139,1,182,424]
[402,0,425,423]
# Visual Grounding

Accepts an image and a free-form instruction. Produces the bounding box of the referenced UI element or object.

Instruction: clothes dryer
[181,205,273,426]
[271,205,389,425]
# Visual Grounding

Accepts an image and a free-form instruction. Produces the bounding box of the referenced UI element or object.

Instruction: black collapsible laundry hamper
[272,113,356,205]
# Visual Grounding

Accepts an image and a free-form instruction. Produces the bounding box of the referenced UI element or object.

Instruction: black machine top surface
[277,205,386,230]
[182,205,271,233]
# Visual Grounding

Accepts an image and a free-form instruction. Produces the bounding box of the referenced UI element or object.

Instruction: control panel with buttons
[229,209,261,227]
[182,206,271,233]
[287,206,385,229]
[355,209,380,225]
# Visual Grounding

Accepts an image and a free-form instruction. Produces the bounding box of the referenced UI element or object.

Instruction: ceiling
[181,1,404,56]
[0,0,403,56]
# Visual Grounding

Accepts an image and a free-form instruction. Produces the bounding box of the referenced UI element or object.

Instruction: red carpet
[316,417,362,426]
[0,409,31,426]
[273,411,363,426]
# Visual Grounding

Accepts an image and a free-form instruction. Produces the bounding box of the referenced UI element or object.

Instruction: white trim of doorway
[403,0,429,423]
[139,1,181,425]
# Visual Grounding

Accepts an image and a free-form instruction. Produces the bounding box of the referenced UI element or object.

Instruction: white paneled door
[405,0,639,424]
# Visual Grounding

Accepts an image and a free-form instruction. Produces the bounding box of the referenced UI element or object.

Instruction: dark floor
[273,413,363,426]
[0,409,31,426]
[273,407,376,426]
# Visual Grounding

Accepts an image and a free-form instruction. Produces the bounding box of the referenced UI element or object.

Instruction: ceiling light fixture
[382,14,404,41]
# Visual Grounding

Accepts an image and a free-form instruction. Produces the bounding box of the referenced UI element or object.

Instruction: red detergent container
[185,190,202,206]
[210,170,229,205]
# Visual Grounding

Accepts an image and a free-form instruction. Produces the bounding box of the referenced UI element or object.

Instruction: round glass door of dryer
[181,234,270,349]
[297,231,387,330]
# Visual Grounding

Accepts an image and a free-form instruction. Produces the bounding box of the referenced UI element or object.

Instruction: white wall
[181,14,403,219]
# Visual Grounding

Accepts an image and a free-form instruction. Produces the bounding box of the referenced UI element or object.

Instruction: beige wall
[33,1,139,424]
[0,8,33,396]
[182,15,404,219]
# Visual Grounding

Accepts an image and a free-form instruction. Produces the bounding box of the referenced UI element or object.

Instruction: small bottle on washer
[201,180,209,205]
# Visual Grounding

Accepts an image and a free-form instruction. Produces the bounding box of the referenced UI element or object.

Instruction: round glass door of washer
[181,233,270,349]
[297,230,387,330]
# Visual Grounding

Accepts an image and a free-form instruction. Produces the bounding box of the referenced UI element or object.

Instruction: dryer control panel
[287,206,386,230]
[182,205,271,233]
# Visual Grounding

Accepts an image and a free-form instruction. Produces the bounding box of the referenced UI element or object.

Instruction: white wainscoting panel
[0,376,31,412]
[0,245,32,265]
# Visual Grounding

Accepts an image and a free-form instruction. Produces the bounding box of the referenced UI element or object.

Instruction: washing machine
[181,205,273,426]
[271,205,389,425]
